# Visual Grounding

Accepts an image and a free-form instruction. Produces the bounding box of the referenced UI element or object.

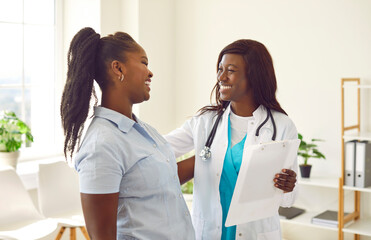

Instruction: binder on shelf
[278,206,305,220]
[344,140,357,186]
[355,141,371,188]
[311,210,349,228]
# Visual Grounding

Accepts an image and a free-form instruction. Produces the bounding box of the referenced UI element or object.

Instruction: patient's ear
[111,60,127,78]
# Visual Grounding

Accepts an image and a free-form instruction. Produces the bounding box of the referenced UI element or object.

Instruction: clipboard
[225,139,300,227]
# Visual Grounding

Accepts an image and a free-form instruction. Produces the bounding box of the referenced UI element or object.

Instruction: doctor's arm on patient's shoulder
[177,155,195,185]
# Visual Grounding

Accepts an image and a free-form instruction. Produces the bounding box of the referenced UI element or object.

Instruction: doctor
[165,39,298,240]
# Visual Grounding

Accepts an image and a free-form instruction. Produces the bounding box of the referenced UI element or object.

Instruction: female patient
[166,39,298,240]
[60,27,195,240]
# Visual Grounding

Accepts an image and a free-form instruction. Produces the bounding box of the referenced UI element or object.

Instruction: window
[0,0,61,158]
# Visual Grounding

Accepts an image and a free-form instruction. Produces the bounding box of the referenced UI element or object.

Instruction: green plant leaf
[305,144,318,148]
[299,153,311,158]
[297,132,326,163]
[0,110,33,152]
[311,138,324,142]
[298,133,303,140]
[299,140,307,149]
[313,149,326,159]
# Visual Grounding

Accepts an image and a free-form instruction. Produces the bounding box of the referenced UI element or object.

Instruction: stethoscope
[199,105,277,161]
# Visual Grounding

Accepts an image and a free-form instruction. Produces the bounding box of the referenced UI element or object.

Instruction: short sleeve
[75,132,124,194]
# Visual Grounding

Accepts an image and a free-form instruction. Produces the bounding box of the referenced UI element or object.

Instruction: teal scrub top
[219,115,247,240]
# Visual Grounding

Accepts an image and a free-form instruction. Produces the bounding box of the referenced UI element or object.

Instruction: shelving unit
[298,176,338,189]
[281,176,340,233]
[339,78,371,239]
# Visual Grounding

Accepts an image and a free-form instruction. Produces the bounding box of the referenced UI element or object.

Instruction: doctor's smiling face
[217,53,250,103]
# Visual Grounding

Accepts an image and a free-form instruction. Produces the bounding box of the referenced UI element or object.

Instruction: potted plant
[0,111,33,169]
[298,133,326,178]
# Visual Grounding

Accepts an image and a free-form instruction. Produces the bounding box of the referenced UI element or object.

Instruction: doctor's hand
[273,169,297,193]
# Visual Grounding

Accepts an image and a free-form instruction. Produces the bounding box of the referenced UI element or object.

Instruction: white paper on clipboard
[225,138,300,227]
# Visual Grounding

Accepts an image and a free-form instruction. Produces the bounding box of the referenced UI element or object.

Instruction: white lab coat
[165,104,299,240]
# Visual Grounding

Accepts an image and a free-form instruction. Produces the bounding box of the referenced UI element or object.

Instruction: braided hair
[60,27,139,159]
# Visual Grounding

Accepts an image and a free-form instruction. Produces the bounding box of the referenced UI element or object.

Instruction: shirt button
[174,175,177,180]
[179,193,182,198]
[153,144,157,148]
[239,233,242,236]
[251,122,254,125]
[217,226,220,230]
[167,158,170,162]
[216,172,220,177]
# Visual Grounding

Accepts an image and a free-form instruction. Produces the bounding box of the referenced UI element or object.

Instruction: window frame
[0,0,64,162]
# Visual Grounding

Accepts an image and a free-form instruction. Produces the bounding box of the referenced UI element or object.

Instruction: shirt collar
[94,106,136,133]
[224,104,271,128]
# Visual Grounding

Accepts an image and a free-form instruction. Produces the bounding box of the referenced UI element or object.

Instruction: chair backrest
[0,167,43,228]
[38,161,82,217]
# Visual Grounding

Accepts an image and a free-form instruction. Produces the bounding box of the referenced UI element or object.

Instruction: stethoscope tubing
[200,106,277,161]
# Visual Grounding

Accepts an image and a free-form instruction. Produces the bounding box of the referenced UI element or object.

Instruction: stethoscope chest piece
[200,146,211,161]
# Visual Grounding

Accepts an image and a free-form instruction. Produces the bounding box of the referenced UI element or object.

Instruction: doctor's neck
[230,100,258,117]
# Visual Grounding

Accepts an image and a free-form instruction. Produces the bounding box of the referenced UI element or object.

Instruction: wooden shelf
[298,176,338,189]
[280,211,338,231]
[342,218,371,236]
[340,78,370,240]
[343,131,371,141]
[342,84,371,89]
[343,185,371,193]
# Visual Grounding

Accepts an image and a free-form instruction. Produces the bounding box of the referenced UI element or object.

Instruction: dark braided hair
[199,39,287,116]
[60,27,139,159]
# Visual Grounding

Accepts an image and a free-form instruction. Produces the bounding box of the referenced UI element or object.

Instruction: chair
[37,161,89,240]
[0,166,59,240]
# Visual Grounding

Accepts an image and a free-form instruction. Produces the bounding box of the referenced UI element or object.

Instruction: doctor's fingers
[274,179,296,192]
[274,173,297,183]
[282,169,297,178]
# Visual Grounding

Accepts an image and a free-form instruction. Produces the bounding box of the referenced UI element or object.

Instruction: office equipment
[225,139,300,226]
[355,141,371,188]
[344,140,357,186]
[278,206,305,220]
[311,210,350,228]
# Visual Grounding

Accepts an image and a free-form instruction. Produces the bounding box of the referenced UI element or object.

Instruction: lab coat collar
[224,104,272,130]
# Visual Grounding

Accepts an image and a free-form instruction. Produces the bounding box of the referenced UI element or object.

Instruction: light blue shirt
[75,106,195,240]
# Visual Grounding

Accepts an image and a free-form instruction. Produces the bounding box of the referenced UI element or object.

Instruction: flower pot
[299,164,312,178]
[0,151,20,169]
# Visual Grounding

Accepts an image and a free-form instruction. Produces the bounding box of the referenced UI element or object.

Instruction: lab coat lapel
[210,105,231,180]
[247,105,273,146]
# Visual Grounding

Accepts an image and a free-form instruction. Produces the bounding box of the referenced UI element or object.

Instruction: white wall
[61,1,371,176]
[60,1,371,239]
[166,1,371,239]
[137,0,176,134]
[171,0,371,178]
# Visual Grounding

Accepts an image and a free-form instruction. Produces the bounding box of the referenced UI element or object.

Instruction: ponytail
[61,27,139,159]
[61,27,100,159]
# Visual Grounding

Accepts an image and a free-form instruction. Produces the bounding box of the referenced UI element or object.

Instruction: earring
[120,74,124,82]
